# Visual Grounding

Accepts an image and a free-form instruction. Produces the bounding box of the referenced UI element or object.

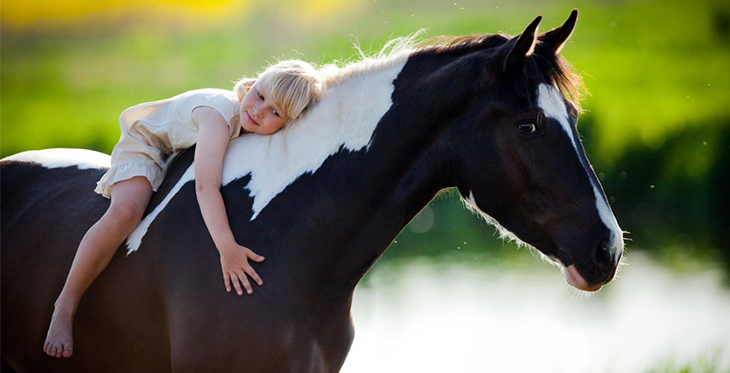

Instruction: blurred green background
[2,0,730,371]
[2,0,728,272]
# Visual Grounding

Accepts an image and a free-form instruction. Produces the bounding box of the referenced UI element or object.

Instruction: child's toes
[62,344,73,358]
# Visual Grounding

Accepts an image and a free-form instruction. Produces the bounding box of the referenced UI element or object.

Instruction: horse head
[442,11,623,291]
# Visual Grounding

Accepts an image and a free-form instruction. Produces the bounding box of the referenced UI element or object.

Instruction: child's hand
[218,243,265,296]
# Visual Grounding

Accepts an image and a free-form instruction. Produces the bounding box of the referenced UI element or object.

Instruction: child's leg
[44,176,153,358]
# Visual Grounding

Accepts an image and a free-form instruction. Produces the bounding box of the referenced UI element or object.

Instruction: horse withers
[2,10,623,372]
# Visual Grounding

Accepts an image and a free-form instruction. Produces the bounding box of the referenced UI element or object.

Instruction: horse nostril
[592,238,614,278]
[593,236,615,278]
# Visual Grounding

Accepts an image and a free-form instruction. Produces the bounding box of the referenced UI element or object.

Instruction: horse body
[2,11,623,372]
[1,149,359,372]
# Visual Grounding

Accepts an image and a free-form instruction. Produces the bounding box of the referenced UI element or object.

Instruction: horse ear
[503,15,542,73]
[540,9,578,54]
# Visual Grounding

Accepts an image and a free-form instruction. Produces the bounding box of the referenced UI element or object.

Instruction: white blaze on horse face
[3,148,111,170]
[537,84,624,262]
[124,60,408,254]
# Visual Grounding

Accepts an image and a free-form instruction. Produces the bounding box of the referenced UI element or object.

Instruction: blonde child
[43,60,323,359]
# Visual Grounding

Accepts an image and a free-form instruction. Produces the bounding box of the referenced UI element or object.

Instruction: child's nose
[252,106,263,118]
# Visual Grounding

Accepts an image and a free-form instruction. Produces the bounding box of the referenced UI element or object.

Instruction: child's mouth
[246,112,259,126]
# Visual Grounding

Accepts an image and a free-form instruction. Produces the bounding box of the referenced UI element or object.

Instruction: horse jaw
[464,192,606,293]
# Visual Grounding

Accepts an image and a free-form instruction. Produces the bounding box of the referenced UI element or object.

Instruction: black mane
[415,33,584,110]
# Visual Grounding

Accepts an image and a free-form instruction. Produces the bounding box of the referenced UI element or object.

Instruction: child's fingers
[237,271,253,294]
[244,265,263,286]
[244,247,265,262]
[223,272,232,292]
[230,273,244,296]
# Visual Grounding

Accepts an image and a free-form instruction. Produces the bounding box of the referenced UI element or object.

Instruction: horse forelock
[529,42,584,112]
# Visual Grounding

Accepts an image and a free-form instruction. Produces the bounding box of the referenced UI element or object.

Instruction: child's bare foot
[44,306,74,358]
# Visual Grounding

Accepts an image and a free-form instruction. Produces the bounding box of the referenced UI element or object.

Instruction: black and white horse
[1,11,623,372]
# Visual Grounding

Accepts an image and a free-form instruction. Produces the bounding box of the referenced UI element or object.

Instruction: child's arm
[192,106,265,296]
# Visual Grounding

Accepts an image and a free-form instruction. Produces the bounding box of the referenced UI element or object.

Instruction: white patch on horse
[537,84,577,151]
[2,148,110,170]
[126,165,195,253]
[537,84,624,262]
[124,61,407,254]
[223,61,405,219]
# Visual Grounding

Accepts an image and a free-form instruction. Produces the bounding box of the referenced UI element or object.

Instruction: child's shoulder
[176,88,237,101]
[171,89,239,121]
[170,89,239,111]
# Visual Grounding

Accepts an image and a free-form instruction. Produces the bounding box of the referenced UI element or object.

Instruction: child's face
[239,83,290,135]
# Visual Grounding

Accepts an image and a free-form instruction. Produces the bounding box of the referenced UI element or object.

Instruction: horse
[1,10,624,372]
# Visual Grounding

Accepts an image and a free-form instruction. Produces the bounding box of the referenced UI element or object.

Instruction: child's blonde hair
[234,60,323,122]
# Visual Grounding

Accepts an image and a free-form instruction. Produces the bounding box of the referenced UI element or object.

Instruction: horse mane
[417,33,511,53]
[317,31,424,91]
[417,33,585,111]
[318,31,584,111]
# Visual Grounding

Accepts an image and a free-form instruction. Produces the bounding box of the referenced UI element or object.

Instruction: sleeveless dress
[95,88,243,198]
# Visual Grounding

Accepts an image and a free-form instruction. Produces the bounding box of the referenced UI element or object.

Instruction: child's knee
[107,202,145,228]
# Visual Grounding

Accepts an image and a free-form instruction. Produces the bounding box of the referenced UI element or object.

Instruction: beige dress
[95,88,242,198]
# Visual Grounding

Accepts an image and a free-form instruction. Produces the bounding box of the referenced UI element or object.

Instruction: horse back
[1,149,357,372]
[1,152,172,372]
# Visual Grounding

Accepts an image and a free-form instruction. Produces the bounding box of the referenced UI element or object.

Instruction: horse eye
[519,123,536,133]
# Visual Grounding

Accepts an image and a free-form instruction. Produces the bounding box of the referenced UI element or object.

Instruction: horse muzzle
[564,264,603,292]
[560,234,623,292]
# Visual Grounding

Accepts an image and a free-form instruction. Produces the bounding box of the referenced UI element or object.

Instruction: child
[43,60,323,359]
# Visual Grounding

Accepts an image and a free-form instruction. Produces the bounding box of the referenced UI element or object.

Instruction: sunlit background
[2,0,729,372]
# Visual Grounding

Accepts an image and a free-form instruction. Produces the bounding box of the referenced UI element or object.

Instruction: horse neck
[317,75,464,292]
[220,48,476,222]
[223,56,462,295]
[328,139,451,289]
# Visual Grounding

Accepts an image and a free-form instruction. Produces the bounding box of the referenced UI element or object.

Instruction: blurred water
[341,252,730,373]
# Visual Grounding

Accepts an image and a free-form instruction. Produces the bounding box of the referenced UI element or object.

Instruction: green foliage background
[2,0,729,271]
